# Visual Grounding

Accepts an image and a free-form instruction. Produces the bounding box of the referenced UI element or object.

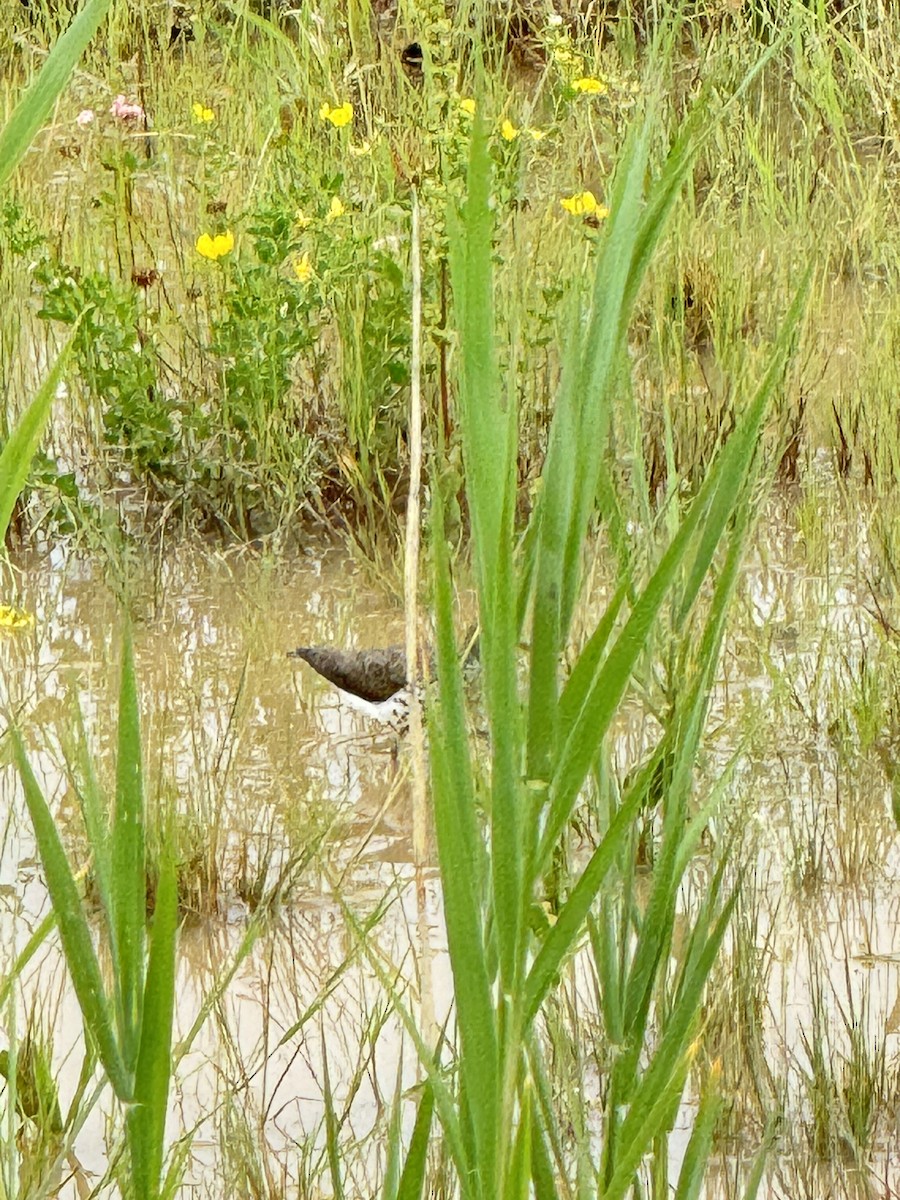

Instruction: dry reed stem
[404,185,435,1038]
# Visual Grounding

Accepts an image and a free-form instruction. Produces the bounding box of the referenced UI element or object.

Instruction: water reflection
[2,528,900,1194]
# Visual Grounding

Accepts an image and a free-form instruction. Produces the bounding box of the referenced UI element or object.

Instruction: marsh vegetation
[1,0,900,1196]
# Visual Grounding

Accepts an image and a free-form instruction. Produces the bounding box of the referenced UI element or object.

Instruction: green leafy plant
[36,262,189,477]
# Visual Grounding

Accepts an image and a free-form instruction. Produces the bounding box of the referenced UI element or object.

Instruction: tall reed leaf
[0,333,77,545]
[12,732,130,1100]
[112,626,147,1072]
[395,1081,435,1200]
[541,270,808,874]
[428,483,497,1195]
[0,0,108,538]
[557,118,651,642]
[129,847,179,1200]
[446,113,523,1000]
[428,28,811,1200]
[70,703,114,939]
[445,114,512,612]
[0,0,112,193]
[15,634,179,1197]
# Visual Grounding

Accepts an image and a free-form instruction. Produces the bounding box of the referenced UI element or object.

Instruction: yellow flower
[294,253,313,283]
[0,604,34,630]
[294,209,313,229]
[326,196,346,222]
[560,190,608,218]
[459,97,476,117]
[500,119,519,142]
[319,101,353,128]
[196,230,235,260]
[191,101,215,123]
[572,76,607,95]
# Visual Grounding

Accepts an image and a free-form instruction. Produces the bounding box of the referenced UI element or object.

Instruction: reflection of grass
[798,963,889,1174]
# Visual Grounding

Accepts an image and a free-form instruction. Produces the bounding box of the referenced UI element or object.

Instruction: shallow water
[2,522,900,1196]
[1,541,446,1192]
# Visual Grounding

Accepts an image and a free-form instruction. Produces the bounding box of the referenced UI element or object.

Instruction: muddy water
[0,541,450,1193]
[2,529,900,1195]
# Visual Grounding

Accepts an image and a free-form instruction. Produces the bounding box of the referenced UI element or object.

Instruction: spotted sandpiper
[287,644,422,730]
[288,633,477,730]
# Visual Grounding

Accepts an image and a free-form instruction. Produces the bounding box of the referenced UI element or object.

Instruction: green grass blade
[382,1060,405,1200]
[542,270,807,871]
[322,1047,345,1200]
[599,1047,694,1200]
[396,1080,435,1200]
[0,332,77,544]
[540,490,710,870]
[447,110,524,1001]
[428,486,497,1190]
[557,581,627,741]
[620,816,681,1046]
[0,0,112,193]
[525,313,581,783]
[677,271,811,625]
[742,1114,780,1200]
[622,37,786,330]
[523,776,648,1026]
[12,731,130,1100]
[488,483,525,996]
[508,1083,532,1200]
[0,910,55,1011]
[591,900,624,1047]
[527,1037,572,1200]
[130,846,178,1200]
[71,701,114,943]
[613,891,738,1174]
[335,890,470,1186]
[446,112,510,611]
[530,1111,562,1200]
[112,626,147,1072]
[558,119,652,638]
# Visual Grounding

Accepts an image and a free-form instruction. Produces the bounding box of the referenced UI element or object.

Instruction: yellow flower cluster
[457,96,547,140]
[196,231,235,260]
[290,195,349,284]
[326,196,346,222]
[319,101,353,128]
[0,604,34,630]
[572,76,607,95]
[560,190,609,218]
[192,101,215,123]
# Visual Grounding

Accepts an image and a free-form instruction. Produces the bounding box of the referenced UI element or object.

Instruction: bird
[287,644,422,731]
[288,645,410,704]
[287,632,478,732]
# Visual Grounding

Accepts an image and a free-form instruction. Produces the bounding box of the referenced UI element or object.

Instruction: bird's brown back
[288,645,408,703]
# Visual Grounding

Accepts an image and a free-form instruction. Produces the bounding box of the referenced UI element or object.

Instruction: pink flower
[110,95,144,122]
[75,109,95,127]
